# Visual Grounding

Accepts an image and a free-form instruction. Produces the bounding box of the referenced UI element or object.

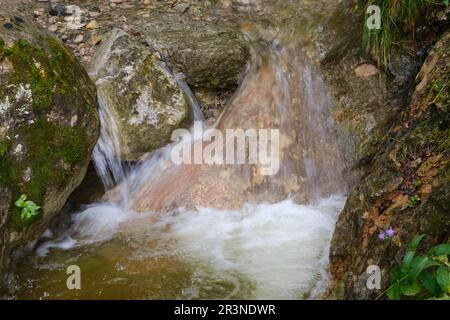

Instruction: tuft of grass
[363,0,449,66]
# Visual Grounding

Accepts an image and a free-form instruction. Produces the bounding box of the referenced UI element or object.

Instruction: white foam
[161,195,346,299]
[34,195,345,299]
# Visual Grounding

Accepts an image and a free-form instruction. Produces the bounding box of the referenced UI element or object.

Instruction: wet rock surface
[329,32,449,299]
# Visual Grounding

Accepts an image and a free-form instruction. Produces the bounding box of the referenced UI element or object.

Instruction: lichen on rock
[88,29,191,161]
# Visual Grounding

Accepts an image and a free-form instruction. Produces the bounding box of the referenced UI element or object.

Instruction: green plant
[0,140,9,159]
[430,79,449,105]
[363,0,449,65]
[14,194,41,223]
[407,195,421,207]
[378,234,450,300]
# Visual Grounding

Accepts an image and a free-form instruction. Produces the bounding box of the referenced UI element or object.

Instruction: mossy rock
[0,10,99,281]
[88,29,191,161]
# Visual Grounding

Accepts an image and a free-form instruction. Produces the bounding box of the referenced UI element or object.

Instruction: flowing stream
[6,1,349,299]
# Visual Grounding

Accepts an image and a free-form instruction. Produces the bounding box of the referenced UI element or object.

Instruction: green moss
[362,0,448,65]
[46,36,78,97]
[2,39,54,112]
[0,37,78,113]
[396,108,450,162]
[0,36,4,60]
[0,118,87,230]
[0,139,10,159]
[0,30,97,232]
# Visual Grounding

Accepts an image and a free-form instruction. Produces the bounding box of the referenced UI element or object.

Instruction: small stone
[354,63,378,78]
[48,24,58,33]
[86,20,99,29]
[50,4,69,17]
[88,35,103,46]
[0,58,14,75]
[48,16,58,24]
[14,17,25,24]
[33,9,45,17]
[89,11,101,18]
[3,23,14,30]
[174,3,190,13]
[74,34,84,43]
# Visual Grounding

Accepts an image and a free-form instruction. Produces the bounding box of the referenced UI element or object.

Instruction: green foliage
[429,79,449,106]
[363,0,449,65]
[14,194,41,223]
[0,118,87,208]
[379,234,450,300]
[395,103,450,162]
[407,195,421,207]
[0,139,10,159]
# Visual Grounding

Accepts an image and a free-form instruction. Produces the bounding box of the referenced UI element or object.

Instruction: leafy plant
[407,195,421,207]
[14,194,41,223]
[378,234,450,300]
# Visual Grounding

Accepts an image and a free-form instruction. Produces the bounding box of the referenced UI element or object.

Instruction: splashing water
[8,195,345,299]
[7,2,349,300]
[92,92,128,192]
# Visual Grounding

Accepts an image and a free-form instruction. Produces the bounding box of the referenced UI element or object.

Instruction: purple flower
[378,231,385,241]
[386,227,395,238]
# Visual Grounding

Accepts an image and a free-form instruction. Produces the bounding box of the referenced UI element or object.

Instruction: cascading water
[6,5,348,300]
[91,59,204,206]
[92,92,129,193]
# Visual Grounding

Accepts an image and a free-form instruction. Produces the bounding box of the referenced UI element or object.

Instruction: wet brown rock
[328,31,450,299]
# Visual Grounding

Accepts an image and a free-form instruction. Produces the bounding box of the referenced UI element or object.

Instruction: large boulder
[88,29,192,161]
[328,31,450,299]
[139,11,249,90]
[0,11,99,283]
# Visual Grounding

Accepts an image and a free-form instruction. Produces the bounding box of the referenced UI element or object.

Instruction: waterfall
[120,37,346,213]
[10,28,349,300]
[92,92,128,192]
[92,62,204,204]
[158,61,204,122]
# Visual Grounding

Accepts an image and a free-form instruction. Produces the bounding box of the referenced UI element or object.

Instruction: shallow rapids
[7,195,345,299]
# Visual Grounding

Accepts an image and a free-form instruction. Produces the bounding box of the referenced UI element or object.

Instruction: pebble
[34,9,45,17]
[48,24,58,32]
[86,20,99,29]
[74,34,84,43]
[88,35,103,46]
[50,4,68,17]
[354,63,378,78]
